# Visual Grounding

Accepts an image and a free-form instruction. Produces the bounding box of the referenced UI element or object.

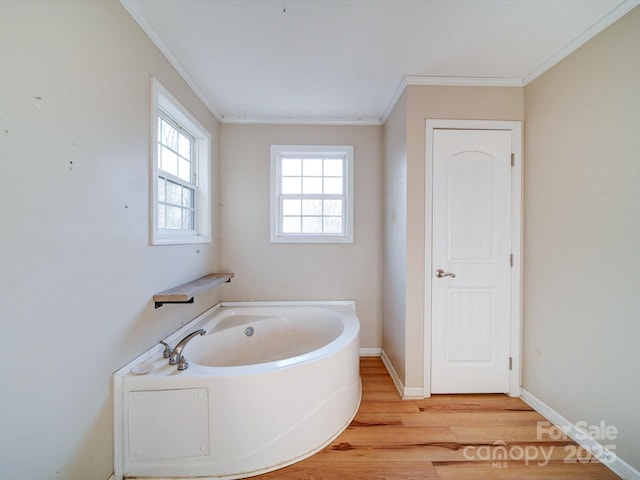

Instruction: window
[151,78,211,245]
[271,145,354,243]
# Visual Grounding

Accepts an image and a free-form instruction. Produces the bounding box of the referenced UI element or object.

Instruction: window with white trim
[151,78,211,245]
[270,145,354,243]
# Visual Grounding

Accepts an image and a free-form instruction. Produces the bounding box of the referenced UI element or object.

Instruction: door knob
[435,269,456,278]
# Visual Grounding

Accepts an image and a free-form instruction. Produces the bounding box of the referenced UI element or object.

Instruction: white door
[430,128,513,394]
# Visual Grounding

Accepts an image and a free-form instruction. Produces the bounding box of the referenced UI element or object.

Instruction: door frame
[424,119,522,397]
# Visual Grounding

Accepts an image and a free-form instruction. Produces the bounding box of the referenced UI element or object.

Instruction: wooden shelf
[154,273,234,308]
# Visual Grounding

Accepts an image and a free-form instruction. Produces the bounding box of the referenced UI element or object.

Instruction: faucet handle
[177,356,189,371]
[159,341,172,359]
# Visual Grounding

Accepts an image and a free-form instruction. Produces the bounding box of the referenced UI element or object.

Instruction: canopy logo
[462,421,618,469]
[462,441,554,468]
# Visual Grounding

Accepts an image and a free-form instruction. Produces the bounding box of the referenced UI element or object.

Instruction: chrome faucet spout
[169,329,206,370]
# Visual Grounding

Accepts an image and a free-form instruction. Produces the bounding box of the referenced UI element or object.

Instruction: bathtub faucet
[169,329,206,370]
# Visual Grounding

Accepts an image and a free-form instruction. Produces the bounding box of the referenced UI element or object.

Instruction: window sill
[270,234,353,244]
[152,234,211,246]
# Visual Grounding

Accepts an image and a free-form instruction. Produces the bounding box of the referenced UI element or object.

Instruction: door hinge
[511,153,515,167]
[509,357,513,370]
[510,254,514,267]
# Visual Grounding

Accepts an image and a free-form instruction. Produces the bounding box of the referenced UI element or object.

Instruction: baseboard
[107,475,115,480]
[360,347,382,356]
[380,349,424,399]
[401,386,424,398]
[520,389,639,480]
[379,349,404,396]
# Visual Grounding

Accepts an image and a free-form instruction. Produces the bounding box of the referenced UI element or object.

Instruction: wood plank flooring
[251,356,620,479]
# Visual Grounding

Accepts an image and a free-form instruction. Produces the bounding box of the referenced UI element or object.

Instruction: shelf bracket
[154,297,195,309]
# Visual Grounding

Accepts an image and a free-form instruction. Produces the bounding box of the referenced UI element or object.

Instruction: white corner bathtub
[113,301,361,480]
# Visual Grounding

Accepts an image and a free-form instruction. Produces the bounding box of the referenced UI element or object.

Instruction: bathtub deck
[250,356,620,480]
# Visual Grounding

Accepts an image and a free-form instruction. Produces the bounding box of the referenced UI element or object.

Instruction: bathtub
[113,301,361,480]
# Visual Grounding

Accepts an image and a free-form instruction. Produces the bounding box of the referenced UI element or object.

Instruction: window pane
[160,119,177,150]
[302,216,322,233]
[166,180,182,205]
[161,146,178,176]
[303,158,322,176]
[178,133,191,159]
[302,177,322,194]
[324,177,343,194]
[302,199,322,215]
[282,216,301,233]
[182,208,194,230]
[183,186,194,208]
[282,177,301,194]
[178,158,191,182]
[166,206,182,229]
[323,199,342,216]
[323,217,343,233]
[282,199,301,215]
[324,159,343,176]
[281,158,301,176]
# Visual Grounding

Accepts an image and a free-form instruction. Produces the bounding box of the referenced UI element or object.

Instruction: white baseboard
[107,475,115,480]
[380,349,424,399]
[360,347,382,356]
[380,349,403,396]
[521,389,639,480]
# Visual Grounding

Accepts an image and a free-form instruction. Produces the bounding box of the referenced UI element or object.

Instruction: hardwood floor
[251,356,620,479]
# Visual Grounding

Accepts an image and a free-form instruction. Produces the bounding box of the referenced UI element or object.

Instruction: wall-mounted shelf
[154,273,234,308]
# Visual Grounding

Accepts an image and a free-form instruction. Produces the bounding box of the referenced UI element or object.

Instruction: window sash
[270,145,353,244]
[275,153,348,238]
[157,110,198,234]
[278,194,346,236]
[157,175,196,232]
[158,111,196,184]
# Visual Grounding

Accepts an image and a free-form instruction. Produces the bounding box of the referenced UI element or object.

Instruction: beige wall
[0,2,220,478]
[383,85,524,388]
[523,6,640,469]
[219,123,384,348]
[382,91,408,380]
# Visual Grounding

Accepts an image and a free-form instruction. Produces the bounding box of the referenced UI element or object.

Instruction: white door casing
[425,120,522,397]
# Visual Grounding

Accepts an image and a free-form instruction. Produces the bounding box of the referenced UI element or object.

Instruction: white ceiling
[121,0,638,124]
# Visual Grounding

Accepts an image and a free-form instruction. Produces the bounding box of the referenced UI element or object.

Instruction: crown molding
[523,0,640,85]
[380,76,409,124]
[220,115,383,126]
[404,75,524,87]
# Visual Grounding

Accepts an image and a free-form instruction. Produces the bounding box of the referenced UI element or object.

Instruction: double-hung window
[271,145,354,243]
[151,78,211,245]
